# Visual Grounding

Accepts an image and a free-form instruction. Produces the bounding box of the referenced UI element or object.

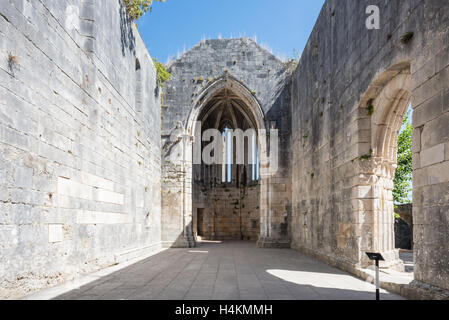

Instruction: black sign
[366,252,385,261]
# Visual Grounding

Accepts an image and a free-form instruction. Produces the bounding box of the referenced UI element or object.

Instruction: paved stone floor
[54,241,404,300]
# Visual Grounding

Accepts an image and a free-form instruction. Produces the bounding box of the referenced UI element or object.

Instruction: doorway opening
[393,104,414,272]
[359,68,413,270]
[192,85,261,242]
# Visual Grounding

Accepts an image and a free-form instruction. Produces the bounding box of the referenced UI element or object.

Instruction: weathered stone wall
[1,0,448,300]
[291,0,449,291]
[396,203,413,227]
[0,0,161,298]
[161,38,293,248]
[395,205,413,251]
[193,183,260,241]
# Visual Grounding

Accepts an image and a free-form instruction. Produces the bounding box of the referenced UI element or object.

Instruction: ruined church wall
[291,0,449,290]
[0,0,161,298]
[161,39,293,247]
[193,182,260,241]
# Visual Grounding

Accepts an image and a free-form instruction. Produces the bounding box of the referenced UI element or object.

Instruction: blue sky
[137,0,325,64]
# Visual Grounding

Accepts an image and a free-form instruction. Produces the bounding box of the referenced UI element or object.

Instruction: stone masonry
[160,38,294,248]
[291,0,449,291]
[0,0,161,298]
[1,0,449,299]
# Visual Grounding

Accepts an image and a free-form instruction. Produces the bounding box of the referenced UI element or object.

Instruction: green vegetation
[124,0,165,20]
[359,149,373,161]
[393,110,413,204]
[400,32,414,45]
[153,58,171,87]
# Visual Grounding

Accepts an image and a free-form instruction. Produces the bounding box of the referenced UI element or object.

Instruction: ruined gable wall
[291,0,449,291]
[0,0,161,298]
[161,39,293,247]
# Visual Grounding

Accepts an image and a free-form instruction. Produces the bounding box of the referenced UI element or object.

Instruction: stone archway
[161,74,271,247]
[188,75,270,244]
[190,84,262,241]
[356,64,412,269]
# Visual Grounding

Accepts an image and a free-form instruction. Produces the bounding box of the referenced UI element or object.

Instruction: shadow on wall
[265,75,293,242]
[171,222,196,248]
[119,0,136,57]
[395,204,413,250]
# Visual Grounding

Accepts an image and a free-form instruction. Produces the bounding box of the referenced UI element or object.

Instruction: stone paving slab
[44,241,405,300]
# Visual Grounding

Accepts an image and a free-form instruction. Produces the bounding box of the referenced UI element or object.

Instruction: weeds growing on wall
[123,0,165,20]
[153,58,171,87]
[287,48,300,68]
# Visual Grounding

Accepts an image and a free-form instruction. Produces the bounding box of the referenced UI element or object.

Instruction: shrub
[153,58,171,87]
[123,0,165,20]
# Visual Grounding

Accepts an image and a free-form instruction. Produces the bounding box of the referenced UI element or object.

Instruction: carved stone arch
[181,74,272,246]
[356,62,412,268]
[186,74,266,135]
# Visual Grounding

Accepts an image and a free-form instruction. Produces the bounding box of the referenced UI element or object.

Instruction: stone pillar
[357,158,403,270]
[257,127,291,248]
[176,134,196,248]
[161,125,196,248]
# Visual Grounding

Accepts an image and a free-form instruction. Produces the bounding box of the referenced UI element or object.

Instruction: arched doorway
[186,75,266,244]
[161,73,287,249]
[358,65,412,269]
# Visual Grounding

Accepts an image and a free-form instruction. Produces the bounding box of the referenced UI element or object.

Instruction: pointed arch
[186,74,266,135]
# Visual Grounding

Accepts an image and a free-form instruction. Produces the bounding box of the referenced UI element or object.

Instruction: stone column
[357,157,403,270]
[161,125,196,248]
[177,134,196,248]
[257,126,291,248]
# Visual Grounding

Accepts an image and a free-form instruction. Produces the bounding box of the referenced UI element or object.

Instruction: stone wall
[396,203,413,227]
[395,204,412,250]
[1,0,448,300]
[0,0,161,298]
[161,38,293,248]
[193,183,260,241]
[291,0,449,291]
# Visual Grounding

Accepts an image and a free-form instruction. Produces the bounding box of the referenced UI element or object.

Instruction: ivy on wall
[123,0,165,20]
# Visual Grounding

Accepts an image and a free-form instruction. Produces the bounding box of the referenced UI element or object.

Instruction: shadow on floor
[53,241,404,300]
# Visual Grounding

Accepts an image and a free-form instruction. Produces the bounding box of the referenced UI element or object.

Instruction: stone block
[420,143,445,167]
[48,224,63,243]
[443,89,449,113]
[0,225,18,246]
[14,166,33,189]
[413,152,421,170]
[436,46,449,72]
[0,185,9,202]
[413,126,422,153]
[421,112,449,150]
[413,93,443,127]
[427,161,449,185]
[446,142,449,161]
[351,185,372,199]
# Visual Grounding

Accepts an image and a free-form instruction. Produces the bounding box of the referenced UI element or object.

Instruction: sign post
[365,252,385,301]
